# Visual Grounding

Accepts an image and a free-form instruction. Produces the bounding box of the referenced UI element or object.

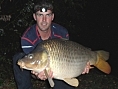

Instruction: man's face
[33,10,54,32]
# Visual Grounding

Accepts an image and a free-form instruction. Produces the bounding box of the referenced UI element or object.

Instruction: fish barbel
[18,39,111,87]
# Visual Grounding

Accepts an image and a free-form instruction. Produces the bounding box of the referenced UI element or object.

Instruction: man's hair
[33,0,53,13]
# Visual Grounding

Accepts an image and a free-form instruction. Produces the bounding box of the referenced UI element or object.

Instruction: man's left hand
[82,62,93,74]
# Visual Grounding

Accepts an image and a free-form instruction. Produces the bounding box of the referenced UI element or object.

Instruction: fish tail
[94,50,111,74]
[95,50,109,61]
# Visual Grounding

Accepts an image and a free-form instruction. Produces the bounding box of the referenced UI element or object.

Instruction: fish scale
[18,38,111,87]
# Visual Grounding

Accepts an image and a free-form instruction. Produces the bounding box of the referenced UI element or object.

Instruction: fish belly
[49,54,89,79]
[52,61,87,79]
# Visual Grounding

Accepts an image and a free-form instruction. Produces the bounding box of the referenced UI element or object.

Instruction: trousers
[13,52,75,89]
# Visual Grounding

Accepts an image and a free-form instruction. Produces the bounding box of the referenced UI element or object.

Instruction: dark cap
[33,0,53,13]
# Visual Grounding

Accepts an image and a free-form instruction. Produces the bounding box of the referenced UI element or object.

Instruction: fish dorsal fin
[63,78,79,87]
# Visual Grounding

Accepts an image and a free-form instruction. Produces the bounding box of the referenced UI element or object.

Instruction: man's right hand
[31,70,53,80]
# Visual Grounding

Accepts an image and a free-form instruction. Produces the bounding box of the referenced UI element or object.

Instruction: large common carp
[17,39,111,87]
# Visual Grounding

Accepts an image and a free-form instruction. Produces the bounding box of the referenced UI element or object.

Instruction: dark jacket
[21,23,69,54]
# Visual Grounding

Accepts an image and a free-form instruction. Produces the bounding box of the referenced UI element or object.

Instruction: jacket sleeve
[64,29,69,39]
[60,27,69,39]
[21,38,35,54]
[52,23,69,39]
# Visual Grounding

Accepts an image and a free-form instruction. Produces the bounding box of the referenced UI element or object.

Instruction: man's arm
[21,38,35,54]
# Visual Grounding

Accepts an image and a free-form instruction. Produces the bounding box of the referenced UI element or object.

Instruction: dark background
[0,0,118,77]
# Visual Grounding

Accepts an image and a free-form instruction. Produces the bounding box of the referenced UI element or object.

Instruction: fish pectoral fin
[63,78,79,87]
[44,69,54,87]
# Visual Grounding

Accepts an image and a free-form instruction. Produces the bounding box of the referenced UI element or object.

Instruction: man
[13,0,90,89]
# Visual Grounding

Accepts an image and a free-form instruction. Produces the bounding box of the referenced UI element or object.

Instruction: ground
[0,63,118,89]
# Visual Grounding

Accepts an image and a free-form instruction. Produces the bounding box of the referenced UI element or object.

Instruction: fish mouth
[17,60,27,69]
[17,60,23,66]
[17,60,33,71]
[17,60,48,72]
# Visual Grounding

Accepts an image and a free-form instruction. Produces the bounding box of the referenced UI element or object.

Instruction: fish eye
[28,54,34,59]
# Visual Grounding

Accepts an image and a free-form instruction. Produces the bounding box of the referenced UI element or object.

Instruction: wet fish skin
[18,39,111,87]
